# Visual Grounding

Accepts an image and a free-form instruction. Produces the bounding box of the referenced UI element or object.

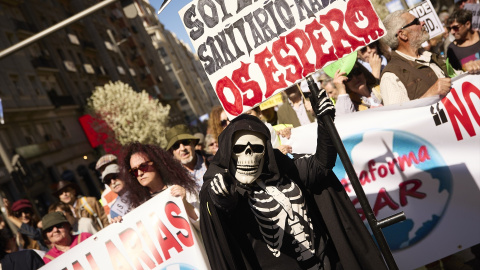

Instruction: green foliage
[86,81,170,148]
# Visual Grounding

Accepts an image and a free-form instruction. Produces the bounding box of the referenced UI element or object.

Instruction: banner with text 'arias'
[179,0,386,118]
[40,188,210,270]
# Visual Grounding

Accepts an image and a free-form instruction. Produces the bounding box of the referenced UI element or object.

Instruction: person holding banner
[41,212,92,264]
[200,89,387,269]
[119,142,200,227]
[380,10,456,106]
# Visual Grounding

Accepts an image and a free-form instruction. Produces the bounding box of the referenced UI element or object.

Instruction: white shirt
[287,98,312,126]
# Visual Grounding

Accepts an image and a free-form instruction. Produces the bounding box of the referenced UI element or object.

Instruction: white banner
[40,187,210,270]
[408,0,443,39]
[179,0,385,118]
[291,74,480,269]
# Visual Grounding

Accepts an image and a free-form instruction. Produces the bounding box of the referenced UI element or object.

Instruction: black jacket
[200,115,387,270]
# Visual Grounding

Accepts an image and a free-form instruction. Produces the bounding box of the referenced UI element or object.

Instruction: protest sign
[465,3,480,30]
[290,74,480,269]
[40,187,210,270]
[179,0,385,118]
[408,0,444,39]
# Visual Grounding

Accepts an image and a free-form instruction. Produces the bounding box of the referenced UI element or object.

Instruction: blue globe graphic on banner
[160,263,198,270]
[333,130,453,250]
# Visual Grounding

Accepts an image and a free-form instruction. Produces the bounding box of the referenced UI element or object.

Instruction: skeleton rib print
[247,180,319,269]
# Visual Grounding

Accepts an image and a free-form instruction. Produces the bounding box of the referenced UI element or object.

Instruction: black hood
[209,114,289,184]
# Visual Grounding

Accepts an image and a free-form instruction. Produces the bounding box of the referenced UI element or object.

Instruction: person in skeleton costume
[200,89,387,270]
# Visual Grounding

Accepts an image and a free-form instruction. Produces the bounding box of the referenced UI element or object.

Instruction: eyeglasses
[103,174,118,185]
[232,142,265,154]
[171,139,192,151]
[346,68,362,82]
[220,119,230,127]
[396,18,421,37]
[45,223,66,233]
[449,24,462,32]
[129,161,153,177]
[13,209,32,217]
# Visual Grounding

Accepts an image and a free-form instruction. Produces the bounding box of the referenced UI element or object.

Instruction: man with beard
[166,124,209,193]
[380,10,452,105]
[200,89,387,269]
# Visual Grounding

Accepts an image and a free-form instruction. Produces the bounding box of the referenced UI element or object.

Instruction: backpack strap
[79,197,104,229]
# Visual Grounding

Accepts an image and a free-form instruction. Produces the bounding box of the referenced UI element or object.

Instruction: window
[56,120,69,138]
[9,75,24,96]
[159,47,167,57]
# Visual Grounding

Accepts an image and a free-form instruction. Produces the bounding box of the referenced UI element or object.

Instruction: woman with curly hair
[118,142,199,225]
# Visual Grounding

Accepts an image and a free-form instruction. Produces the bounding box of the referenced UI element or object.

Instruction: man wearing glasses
[101,164,130,220]
[166,124,209,192]
[380,10,453,105]
[446,9,480,71]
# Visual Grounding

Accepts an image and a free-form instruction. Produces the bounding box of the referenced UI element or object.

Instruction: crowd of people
[0,2,479,270]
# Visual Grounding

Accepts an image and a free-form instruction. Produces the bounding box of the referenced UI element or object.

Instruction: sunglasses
[103,173,118,185]
[360,43,376,53]
[449,24,462,32]
[13,209,32,217]
[346,67,362,82]
[220,119,230,127]
[171,139,193,151]
[129,161,153,177]
[232,142,265,154]
[45,223,66,233]
[396,18,421,37]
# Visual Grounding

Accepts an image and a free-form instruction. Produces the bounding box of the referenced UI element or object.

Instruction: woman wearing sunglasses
[118,142,199,227]
[333,61,383,115]
[3,198,49,253]
[41,211,92,264]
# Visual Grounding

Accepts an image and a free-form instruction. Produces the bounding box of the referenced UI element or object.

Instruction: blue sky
[151,0,196,52]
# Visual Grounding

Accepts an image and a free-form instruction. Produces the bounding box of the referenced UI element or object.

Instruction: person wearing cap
[2,198,48,252]
[47,201,98,235]
[95,154,119,222]
[53,180,109,231]
[166,124,210,192]
[41,212,92,264]
[101,164,131,220]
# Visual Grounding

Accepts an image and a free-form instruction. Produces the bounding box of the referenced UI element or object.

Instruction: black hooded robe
[200,114,387,270]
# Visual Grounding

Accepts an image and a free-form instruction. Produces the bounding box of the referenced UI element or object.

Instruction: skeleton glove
[314,89,335,123]
[209,173,239,211]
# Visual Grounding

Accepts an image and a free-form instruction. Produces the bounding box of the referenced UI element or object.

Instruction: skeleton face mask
[230,130,265,185]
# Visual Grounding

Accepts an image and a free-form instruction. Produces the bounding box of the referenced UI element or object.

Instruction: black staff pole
[307,76,406,270]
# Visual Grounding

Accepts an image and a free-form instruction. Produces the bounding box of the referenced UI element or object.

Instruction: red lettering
[368,160,377,181]
[72,261,84,270]
[105,240,132,269]
[165,202,194,247]
[85,253,99,270]
[119,228,156,269]
[378,165,388,178]
[285,29,315,76]
[387,159,397,174]
[231,62,263,107]
[344,0,385,43]
[399,179,426,206]
[462,81,480,128]
[373,188,399,216]
[442,88,476,141]
[397,152,419,171]
[272,36,303,83]
[150,213,183,261]
[359,170,370,185]
[341,178,351,193]
[418,145,430,162]
[216,76,243,116]
[254,47,287,98]
[136,221,163,264]
[304,19,337,70]
[319,9,365,58]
